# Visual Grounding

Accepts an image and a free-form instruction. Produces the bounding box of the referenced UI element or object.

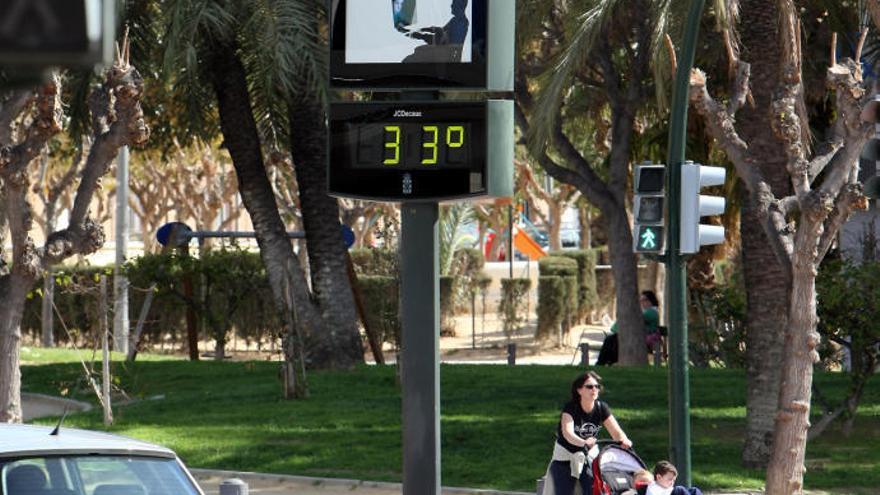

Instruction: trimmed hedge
[538,256,578,339]
[22,250,280,355]
[440,276,456,336]
[451,247,486,314]
[350,248,398,277]
[536,276,565,341]
[498,278,531,339]
[22,266,117,347]
[357,275,400,346]
[554,249,600,323]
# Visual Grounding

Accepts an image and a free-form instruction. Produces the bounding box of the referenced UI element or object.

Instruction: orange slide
[513,226,547,260]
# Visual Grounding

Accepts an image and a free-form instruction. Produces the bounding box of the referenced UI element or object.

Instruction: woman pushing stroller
[541,371,633,495]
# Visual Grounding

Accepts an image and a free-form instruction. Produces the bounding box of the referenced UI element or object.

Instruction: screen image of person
[392,0,416,32]
[402,0,469,63]
[345,0,472,64]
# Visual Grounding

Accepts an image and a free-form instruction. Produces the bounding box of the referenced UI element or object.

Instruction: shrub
[450,247,485,313]
[356,275,400,346]
[497,278,531,340]
[23,265,116,347]
[349,248,398,277]
[554,250,599,323]
[811,257,880,437]
[536,276,565,342]
[538,256,578,335]
[440,276,457,336]
[687,265,746,368]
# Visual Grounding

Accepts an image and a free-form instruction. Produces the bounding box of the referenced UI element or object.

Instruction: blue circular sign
[156,222,193,247]
[341,223,356,249]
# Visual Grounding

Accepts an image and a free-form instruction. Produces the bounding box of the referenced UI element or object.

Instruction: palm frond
[238,0,328,147]
[238,0,326,147]
[162,0,237,74]
[528,0,621,152]
[159,0,236,142]
[439,203,473,276]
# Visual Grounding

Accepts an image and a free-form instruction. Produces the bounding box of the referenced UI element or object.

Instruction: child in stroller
[591,441,650,495]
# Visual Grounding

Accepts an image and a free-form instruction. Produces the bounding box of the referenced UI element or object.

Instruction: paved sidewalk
[191,469,532,495]
[191,469,772,495]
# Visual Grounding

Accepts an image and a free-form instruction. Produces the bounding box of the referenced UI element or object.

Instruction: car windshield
[0,455,201,495]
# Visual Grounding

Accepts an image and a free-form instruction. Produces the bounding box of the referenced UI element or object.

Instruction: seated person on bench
[595,290,660,365]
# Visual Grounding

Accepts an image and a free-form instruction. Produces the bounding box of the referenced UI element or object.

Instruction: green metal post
[665,0,705,487]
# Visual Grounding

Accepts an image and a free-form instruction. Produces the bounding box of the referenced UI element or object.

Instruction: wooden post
[100,275,113,426]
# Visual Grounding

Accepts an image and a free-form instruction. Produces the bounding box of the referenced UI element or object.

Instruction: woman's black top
[555,399,611,453]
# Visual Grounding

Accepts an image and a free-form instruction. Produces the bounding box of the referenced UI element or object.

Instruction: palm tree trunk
[207,43,329,366]
[737,0,793,467]
[288,96,363,367]
[740,196,789,466]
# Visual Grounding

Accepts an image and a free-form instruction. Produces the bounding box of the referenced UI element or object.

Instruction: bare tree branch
[855,28,869,63]
[45,48,149,265]
[728,59,752,115]
[807,142,843,183]
[831,32,837,67]
[0,90,33,144]
[820,60,871,198]
[0,77,62,179]
[818,184,869,263]
[689,69,763,189]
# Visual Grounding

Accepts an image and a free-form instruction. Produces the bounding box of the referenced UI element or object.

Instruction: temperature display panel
[329,102,487,201]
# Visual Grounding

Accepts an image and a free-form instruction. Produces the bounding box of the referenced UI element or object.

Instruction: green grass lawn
[21,350,880,493]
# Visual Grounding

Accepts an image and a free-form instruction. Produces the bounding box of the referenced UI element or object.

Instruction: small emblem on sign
[402,173,413,195]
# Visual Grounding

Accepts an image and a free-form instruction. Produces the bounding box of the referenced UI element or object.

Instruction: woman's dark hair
[641,290,659,307]
[570,371,602,402]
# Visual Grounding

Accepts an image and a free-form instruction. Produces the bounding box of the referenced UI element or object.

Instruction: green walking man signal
[637,225,663,251]
[633,162,666,253]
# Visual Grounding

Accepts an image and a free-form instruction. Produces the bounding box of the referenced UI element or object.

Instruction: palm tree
[131,0,362,370]
[518,0,674,365]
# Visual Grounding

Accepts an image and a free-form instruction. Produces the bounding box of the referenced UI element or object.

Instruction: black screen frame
[329,0,488,89]
[329,102,488,201]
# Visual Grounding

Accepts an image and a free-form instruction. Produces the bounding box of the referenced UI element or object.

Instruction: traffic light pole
[664,0,705,487]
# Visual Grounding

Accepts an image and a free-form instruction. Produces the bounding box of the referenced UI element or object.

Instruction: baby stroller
[591,441,648,495]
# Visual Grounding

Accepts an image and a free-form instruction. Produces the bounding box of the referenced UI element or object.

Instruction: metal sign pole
[400,201,440,495]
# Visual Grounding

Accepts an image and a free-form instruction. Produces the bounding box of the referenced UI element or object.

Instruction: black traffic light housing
[633,162,666,253]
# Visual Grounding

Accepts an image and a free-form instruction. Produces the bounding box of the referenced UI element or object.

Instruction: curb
[21,392,92,421]
[190,468,533,495]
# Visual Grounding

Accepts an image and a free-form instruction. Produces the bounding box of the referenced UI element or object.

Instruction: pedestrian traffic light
[633,162,666,253]
[679,161,726,254]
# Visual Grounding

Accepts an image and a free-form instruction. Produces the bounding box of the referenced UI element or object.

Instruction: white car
[0,424,203,495]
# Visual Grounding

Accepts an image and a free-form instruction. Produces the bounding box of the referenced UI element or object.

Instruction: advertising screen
[345,0,472,64]
[329,0,488,88]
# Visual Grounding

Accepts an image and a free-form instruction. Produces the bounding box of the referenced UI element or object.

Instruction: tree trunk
[606,209,644,365]
[548,202,562,251]
[289,95,364,368]
[740,194,789,466]
[208,43,363,369]
[207,43,329,366]
[579,205,592,249]
[737,0,793,468]
[0,276,28,423]
[765,249,817,495]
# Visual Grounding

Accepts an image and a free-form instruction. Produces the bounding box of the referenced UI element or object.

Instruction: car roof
[0,424,177,460]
